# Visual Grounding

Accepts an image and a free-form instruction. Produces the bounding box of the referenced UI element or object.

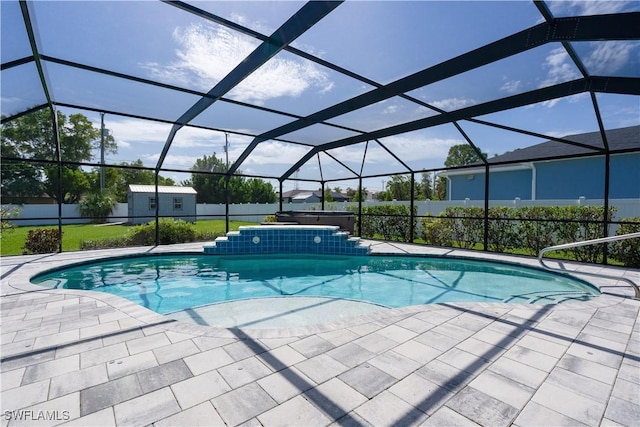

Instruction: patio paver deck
[1,241,638,426]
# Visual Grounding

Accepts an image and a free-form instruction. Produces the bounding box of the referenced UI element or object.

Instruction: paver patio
[1,241,638,426]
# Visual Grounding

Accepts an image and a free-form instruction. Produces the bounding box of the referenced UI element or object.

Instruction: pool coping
[2,240,639,426]
[2,240,637,339]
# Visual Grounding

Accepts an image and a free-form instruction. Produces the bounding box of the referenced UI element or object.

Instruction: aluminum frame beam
[155,1,342,171]
[231,12,640,175]
[281,76,639,180]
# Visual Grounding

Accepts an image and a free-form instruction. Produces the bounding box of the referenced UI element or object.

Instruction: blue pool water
[31,254,600,314]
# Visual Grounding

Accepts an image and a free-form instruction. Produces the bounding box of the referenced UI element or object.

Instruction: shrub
[79,236,129,250]
[610,218,640,268]
[487,206,519,253]
[128,218,196,246]
[1,205,21,236]
[79,227,220,250]
[421,216,453,246]
[441,207,484,249]
[79,191,117,224]
[553,206,616,263]
[23,228,61,254]
[516,206,561,256]
[353,205,416,241]
[263,214,277,223]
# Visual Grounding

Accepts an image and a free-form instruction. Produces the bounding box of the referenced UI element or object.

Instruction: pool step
[203,225,370,256]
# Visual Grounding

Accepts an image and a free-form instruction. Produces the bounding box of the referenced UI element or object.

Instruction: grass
[0,220,255,256]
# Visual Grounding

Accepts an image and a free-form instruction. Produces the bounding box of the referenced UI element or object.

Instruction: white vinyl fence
[3,198,639,234]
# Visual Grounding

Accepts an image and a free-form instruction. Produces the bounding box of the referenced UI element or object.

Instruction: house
[280,189,351,203]
[127,185,197,224]
[440,126,640,200]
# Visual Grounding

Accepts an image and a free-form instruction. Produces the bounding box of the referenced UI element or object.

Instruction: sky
[1,0,639,193]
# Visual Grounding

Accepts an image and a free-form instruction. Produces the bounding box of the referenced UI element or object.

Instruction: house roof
[281,189,350,201]
[485,125,640,164]
[128,185,197,194]
[440,125,639,177]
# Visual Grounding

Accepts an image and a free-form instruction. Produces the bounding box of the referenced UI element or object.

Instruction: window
[149,197,156,210]
[173,197,183,211]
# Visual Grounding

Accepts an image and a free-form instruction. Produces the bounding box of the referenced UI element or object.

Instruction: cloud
[583,41,636,75]
[539,47,580,88]
[538,47,581,107]
[145,153,200,169]
[547,1,633,16]
[383,104,399,114]
[244,141,311,165]
[500,79,522,94]
[429,97,477,111]
[105,119,172,151]
[329,135,460,165]
[143,22,333,105]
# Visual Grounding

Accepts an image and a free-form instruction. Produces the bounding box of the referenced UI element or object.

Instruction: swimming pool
[31,254,600,316]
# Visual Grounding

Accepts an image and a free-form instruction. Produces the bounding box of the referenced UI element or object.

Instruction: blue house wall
[536,157,605,199]
[447,153,639,200]
[610,153,640,199]
[449,169,532,200]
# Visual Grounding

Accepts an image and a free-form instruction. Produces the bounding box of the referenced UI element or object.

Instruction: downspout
[525,162,536,200]
[51,108,63,253]
[225,175,230,234]
[483,164,490,251]
[410,172,415,243]
[358,177,363,237]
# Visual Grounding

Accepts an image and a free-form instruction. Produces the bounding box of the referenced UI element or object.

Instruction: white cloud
[383,104,399,114]
[329,135,459,165]
[244,141,311,165]
[500,79,522,94]
[544,129,589,139]
[583,41,635,75]
[538,47,581,107]
[548,1,632,16]
[143,22,333,105]
[145,153,200,169]
[381,136,460,162]
[539,47,580,89]
[429,97,477,111]
[106,119,172,151]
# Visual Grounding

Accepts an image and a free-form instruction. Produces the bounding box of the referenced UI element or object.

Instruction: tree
[444,144,487,167]
[1,109,117,203]
[435,144,487,200]
[324,187,334,202]
[418,172,433,200]
[0,145,43,202]
[43,166,91,204]
[90,160,175,203]
[244,178,277,203]
[353,187,368,202]
[183,153,275,204]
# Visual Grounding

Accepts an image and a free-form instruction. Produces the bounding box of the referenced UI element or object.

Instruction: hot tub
[275,210,355,233]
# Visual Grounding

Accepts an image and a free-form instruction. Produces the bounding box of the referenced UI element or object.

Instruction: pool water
[31,254,600,315]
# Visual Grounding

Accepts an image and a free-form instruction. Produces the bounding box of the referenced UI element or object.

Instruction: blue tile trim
[204,225,370,256]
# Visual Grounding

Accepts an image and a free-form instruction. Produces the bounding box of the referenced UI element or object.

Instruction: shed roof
[128,185,197,194]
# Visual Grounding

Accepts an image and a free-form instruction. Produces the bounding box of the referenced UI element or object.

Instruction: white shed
[127,185,197,225]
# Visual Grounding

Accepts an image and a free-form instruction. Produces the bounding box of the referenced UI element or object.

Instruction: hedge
[348,204,417,241]
[609,218,640,268]
[79,218,220,250]
[420,205,638,265]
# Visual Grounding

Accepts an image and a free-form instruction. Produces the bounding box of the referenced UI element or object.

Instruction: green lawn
[0,220,255,256]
